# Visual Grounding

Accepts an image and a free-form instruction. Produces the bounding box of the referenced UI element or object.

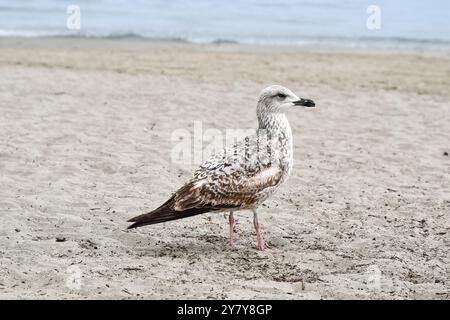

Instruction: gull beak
[293,98,315,107]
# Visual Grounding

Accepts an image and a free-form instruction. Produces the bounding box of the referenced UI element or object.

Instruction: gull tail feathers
[127,181,241,229]
[127,196,211,229]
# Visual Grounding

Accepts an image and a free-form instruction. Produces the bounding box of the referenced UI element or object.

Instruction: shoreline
[1,36,450,56]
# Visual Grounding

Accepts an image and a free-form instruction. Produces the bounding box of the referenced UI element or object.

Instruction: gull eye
[276,93,287,99]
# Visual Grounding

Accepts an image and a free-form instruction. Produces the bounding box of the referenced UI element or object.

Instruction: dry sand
[0,37,449,299]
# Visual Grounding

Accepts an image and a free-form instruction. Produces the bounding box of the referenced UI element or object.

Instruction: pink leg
[253,210,264,251]
[228,211,235,246]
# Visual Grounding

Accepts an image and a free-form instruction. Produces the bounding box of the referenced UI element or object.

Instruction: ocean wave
[1,29,450,50]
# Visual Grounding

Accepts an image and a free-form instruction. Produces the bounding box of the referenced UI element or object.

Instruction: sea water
[0,0,449,49]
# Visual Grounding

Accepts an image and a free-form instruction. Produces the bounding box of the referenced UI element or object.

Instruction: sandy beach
[0,37,449,299]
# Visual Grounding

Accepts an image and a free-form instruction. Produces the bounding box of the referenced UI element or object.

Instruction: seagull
[127,85,315,250]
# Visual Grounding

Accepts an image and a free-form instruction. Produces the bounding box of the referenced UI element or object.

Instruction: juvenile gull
[127,85,315,250]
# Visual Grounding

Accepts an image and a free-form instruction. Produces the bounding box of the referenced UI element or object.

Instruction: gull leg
[252,209,265,251]
[228,211,235,246]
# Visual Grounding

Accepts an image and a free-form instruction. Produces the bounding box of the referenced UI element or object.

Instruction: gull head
[257,85,315,115]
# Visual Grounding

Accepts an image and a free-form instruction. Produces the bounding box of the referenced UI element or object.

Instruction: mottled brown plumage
[127,85,315,250]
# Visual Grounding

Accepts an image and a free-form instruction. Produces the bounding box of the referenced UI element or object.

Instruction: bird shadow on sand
[129,234,270,259]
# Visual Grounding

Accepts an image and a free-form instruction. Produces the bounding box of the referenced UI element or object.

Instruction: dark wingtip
[126,216,143,229]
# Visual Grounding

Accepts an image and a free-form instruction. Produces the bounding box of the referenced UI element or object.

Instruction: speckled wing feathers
[127,131,287,228]
[188,132,285,209]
